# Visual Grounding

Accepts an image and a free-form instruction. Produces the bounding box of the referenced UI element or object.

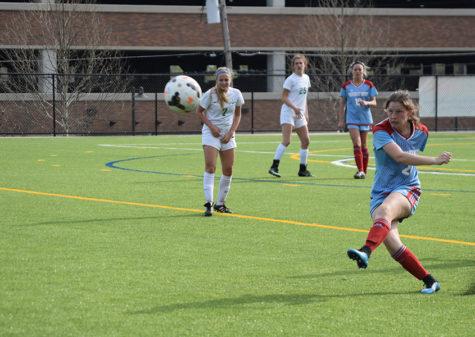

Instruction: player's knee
[205,167,216,174]
[282,141,290,147]
[222,168,233,176]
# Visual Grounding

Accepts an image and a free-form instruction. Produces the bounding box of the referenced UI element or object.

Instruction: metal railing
[0,73,473,135]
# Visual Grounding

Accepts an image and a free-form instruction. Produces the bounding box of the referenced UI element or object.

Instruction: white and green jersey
[200,87,244,132]
[281,73,310,115]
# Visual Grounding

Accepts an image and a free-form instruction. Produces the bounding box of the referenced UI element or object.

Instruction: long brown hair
[384,90,420,126]
[213,66,232,109]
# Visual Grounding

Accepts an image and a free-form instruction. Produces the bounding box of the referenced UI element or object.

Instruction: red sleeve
[373,119,393,135]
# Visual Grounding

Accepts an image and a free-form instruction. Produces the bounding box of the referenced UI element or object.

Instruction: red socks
[362,147,369,173]
[353,146,364,172]
[392,245,430,280]
[365,218,391,252]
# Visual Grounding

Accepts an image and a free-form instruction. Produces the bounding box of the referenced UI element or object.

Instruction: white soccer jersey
[200,87,244,133]
[281,73,311,115]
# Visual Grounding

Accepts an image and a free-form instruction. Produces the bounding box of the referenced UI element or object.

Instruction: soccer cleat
[347,248,369,269]
[268,166,281,177]
[354,171,366,179]
[214,204,233,214]
[203,202,213,216]
[298,169,314,177]
[421,281,440,294]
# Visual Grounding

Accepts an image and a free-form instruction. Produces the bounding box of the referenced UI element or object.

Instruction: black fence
[0,73,473,135]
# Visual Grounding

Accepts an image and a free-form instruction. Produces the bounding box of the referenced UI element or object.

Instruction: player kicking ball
[347,90,451,294]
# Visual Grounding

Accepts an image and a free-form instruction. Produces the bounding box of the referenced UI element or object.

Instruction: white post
[37,0,57,93]
[267,0,285,92]
[38,49,57,93]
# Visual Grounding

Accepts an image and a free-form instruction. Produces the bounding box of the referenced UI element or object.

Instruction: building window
[170,65,184,78]
[0,66,7,82]
[432,63,446,75]
[205,65,217,83]
[453,63,467,75]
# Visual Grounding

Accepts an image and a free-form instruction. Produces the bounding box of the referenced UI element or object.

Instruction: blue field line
[105,155,475,194]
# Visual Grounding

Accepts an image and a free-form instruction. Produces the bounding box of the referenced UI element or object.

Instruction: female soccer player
[196,67,244,216]
[268,54,313,178]
[347,90,452,294]
[338,61,378,179]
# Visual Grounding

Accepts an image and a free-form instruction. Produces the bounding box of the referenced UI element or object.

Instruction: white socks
[300,148,309,165]
[274,144,287,160]
[203,172,214,203]
[203,172,232,205]
[216,175,232,205]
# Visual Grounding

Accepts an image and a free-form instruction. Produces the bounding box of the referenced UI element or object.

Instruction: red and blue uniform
[340,80,378,128]
[370,118,429,218]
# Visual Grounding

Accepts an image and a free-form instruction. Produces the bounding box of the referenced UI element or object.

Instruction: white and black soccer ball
[164,75,202,113]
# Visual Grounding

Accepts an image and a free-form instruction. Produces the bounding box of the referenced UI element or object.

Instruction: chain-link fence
[0,73,474,135]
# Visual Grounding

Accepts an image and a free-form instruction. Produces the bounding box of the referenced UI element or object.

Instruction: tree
[288,0,399,130]
[0,0,129,134]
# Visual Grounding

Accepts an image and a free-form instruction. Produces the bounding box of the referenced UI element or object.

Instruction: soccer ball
[164,75,202,113]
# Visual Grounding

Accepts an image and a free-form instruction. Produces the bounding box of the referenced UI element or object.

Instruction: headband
[216,69,231,77]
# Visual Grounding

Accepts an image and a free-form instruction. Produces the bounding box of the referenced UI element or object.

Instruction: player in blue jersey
[338,61,378,179]
[347,90,452,294]
[268,54,313,178]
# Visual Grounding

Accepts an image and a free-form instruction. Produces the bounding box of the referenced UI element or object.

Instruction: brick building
[0,1,474,134]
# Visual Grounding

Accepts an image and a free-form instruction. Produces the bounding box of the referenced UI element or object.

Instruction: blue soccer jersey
[340,80,378,127]
[371,119,429,198]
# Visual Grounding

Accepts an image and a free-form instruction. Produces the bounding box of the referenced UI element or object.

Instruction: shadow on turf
[18,214,200,227]
[127,291,407,315]
[461,282,475,296]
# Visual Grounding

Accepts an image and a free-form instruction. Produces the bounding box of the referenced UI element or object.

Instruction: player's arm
[282,89,301,115]
[196,105,220,137]
[359,96,377,107]
[382,142,452,165]
[338,97,346,129]
[305,101,309,122]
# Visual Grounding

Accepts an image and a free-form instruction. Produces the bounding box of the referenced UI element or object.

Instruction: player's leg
[214,148,235,213]
[203,145,218,216]
[347,192,411,268]
[295,125,313,177]
[349,127,364,178]
[360,130,370,174]
[269,123,292,177]
[385,222,440,294]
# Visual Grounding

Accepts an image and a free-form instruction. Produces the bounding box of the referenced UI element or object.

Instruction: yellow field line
[1,186,474,247]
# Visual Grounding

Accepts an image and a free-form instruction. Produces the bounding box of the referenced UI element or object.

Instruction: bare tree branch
[0,0,130,134]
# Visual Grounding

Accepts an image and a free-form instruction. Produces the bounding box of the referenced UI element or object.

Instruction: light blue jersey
[371,119,429,199]
[340,80,378,127]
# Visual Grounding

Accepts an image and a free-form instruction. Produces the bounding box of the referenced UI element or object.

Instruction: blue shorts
[370,186,422,223]
[347,124,371,131]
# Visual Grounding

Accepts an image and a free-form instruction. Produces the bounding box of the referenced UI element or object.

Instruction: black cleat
[268,166,281,177]
[204,202,213,216]
[298,164,314,177]
[213,204,233,213]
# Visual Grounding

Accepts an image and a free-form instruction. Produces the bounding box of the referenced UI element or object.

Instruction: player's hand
[210,125,221,138]
[358,100,367,106]
[294,108,303,119]
[221,132,232,144]
[436,152,452,165]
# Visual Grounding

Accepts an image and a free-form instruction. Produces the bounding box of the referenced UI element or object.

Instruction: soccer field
[1,132,474,336]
